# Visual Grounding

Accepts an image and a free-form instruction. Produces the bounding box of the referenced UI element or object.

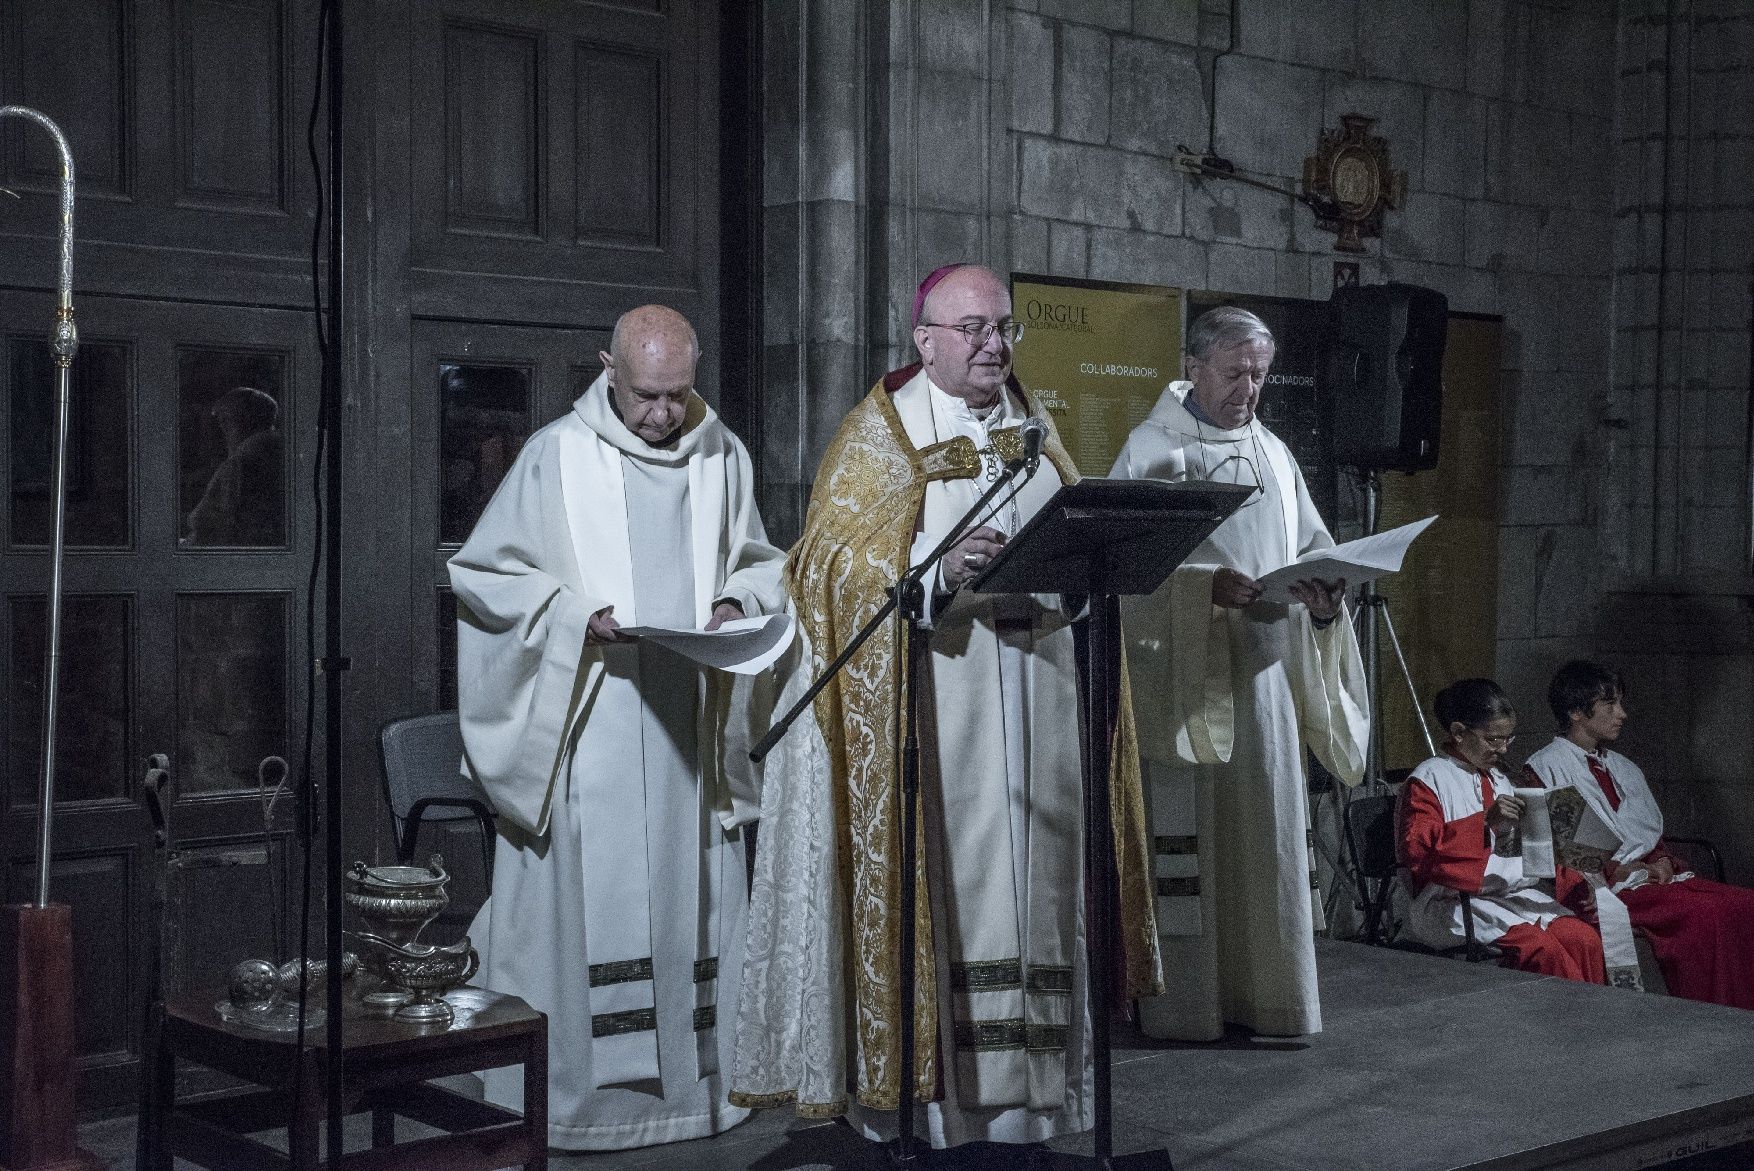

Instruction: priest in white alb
[449,305,785,1149]
[731,264,1161,1150]
[1111,305,1368,1040]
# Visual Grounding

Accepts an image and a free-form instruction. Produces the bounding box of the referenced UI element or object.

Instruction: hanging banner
[1009,273,1183,476]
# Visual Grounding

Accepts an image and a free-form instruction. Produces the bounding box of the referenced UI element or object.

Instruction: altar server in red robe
[1397,678,1605,983]
[1523,661,1754,1009]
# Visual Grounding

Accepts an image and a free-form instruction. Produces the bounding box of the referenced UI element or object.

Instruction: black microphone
[1019,416,1047,470]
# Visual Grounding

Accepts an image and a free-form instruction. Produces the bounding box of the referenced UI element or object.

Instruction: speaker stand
[1352,469,1436,794]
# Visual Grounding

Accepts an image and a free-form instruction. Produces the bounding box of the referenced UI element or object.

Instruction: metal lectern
[972,477,1250,1171]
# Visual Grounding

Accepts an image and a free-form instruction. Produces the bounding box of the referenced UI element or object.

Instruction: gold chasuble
[745,364,1160,1117]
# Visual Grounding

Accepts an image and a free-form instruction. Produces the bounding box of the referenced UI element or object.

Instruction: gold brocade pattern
[784,377,1159,1114]
[1111,661,1165,999]
[786,385,933,1110]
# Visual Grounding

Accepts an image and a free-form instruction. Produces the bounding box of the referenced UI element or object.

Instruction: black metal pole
[894,580,925,1166]
[1087,577,1114,1164]
[1061,578,1173,1171]
[322,0,347,1163]
[750,455,1037,1168]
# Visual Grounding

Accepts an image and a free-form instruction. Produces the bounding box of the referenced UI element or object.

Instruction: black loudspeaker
[1325,282,1448,471]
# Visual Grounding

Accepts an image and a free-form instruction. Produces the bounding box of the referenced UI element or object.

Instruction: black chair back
[380,712,478,819]
[1344,792,1400,945]
[378,711,497,892]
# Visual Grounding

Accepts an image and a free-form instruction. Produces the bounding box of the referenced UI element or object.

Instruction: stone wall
[1597,1,1754,881]
[1001,0,1621,736]
[759,1,1754,879]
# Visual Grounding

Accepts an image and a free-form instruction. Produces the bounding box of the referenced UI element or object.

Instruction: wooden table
[141,985,546,1171]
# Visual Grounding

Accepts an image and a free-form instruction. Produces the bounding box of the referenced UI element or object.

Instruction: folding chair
[1343,785,1496,962]
[378,712,496,895]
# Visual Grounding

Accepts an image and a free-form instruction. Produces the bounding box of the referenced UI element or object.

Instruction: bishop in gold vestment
[731,265,1160,1149]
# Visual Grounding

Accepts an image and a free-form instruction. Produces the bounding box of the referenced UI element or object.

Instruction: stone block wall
[758,0,1753,878]
[1597,1,1754,881]
[1004,2,1619,745]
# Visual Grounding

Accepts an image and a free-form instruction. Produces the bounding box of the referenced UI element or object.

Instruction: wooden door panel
[5,593,135,810]
[409,0,715,330]
[6,337,135,551]
[408,318,608,711]
[0,291,315,1107]
[174,0,290,215]
[0,0,316,304]
[1,0,132,200]
[573,38,663,248]
[441,21,543,240]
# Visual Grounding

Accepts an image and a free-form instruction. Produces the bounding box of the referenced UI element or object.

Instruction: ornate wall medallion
[1301,113,1407,253]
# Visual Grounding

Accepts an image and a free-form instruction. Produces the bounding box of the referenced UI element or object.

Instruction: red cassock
[1524,738,1754,1010]
[1397,759,1605,984]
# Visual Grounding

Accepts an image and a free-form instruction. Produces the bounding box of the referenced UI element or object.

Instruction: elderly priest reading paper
[731,263,1162,1150]
[449,305,785,1150]
[1111,305,1369,1042]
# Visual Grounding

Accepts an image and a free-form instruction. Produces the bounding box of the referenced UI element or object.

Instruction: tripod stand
[1350,469,1436,795]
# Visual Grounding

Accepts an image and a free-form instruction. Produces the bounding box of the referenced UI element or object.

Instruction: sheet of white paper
[1255,515,1438,604]
[1571,801,1621,852]
[1513,786,1556,878]
[619,613,796,675]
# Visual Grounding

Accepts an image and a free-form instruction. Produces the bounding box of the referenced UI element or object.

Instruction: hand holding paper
[1254,515,1438,605]
[617,613,796,675]
[1543,785,1626,877]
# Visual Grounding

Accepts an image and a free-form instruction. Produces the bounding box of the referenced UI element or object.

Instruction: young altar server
[1398,678,1606,983]
[1523,661,1754,1009]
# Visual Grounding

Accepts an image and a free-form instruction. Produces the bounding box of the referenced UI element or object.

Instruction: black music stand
[970,476,1250,1171]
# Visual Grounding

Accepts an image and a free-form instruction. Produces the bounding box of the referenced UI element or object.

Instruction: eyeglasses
[920,319,1025,347]
[1472,730,1516,748]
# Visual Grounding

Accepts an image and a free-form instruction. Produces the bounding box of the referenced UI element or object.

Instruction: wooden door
[1,0,321,1108]
[377,0,729,920]
[1,0,739,1110]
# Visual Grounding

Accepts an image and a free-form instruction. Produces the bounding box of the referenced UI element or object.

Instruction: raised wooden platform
[82,938,1754,1170]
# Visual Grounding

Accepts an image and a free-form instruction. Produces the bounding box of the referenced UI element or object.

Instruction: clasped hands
[1211,566,1346,621]
[587,599,744,644]
[1603,854,1676,886]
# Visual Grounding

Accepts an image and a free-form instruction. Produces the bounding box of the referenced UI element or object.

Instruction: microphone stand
[751,448,1039,1167]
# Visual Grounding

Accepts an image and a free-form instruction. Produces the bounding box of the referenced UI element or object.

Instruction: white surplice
[1401,756,1577,947]
[448,373,784,1149]
[846,372,1092,1147]
[1522,738,1668,879]
[1112,381,1368,1040]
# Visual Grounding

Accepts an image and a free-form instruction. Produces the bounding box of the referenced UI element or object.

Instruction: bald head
[912,264,1014,407]
[609,304,699,368]
[599,305,700,445]
[918,265,1006,327]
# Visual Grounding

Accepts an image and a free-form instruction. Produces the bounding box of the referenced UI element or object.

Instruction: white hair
[1186,306,1274,359]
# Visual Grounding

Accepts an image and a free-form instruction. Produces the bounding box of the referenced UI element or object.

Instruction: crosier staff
[0,105,77,907]
[0,105,100,1171]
